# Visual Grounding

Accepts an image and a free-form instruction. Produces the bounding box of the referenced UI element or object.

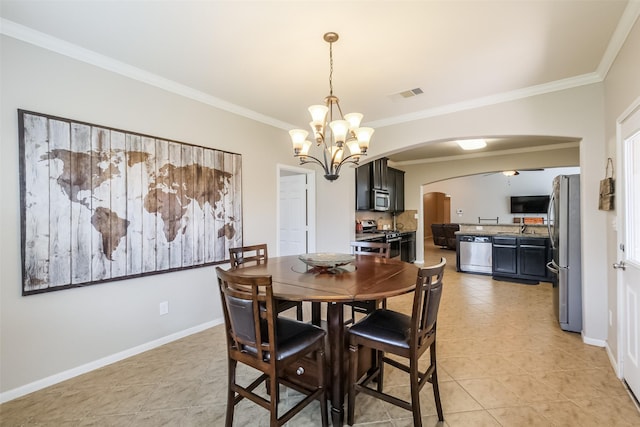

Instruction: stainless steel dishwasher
[458,236,493,273]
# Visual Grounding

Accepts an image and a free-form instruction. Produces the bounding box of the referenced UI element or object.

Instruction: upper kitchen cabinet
[355,159,405,213]
[371,158,388,190]
[355,162,372,210]
[388,167,405,213]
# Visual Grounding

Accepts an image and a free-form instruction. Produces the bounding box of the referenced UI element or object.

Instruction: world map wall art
[19,110,243,295]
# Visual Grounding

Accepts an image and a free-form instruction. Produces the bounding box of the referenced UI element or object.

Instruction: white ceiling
[1,1,637,163]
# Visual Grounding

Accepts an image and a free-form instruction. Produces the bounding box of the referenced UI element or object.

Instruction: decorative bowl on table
[298,253,356,273]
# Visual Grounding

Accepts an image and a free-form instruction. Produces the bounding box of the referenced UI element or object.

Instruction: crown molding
[0,18,295,131]
[597,0,640,79]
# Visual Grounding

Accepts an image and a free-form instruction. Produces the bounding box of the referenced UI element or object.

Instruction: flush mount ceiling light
[289,32,373,181]
[456,139,487,150]
[503,170,520,176]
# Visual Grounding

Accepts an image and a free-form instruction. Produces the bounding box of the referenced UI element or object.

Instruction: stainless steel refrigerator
[547,174,582,332]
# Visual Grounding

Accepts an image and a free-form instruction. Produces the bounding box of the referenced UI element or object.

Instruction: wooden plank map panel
[19,110,243,295]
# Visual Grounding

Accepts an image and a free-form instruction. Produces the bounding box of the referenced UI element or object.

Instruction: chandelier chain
[329,41,334,97]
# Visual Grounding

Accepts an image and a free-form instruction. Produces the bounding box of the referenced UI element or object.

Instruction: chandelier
[289,32,374,181]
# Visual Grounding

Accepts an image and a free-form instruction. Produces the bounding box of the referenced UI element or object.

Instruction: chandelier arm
[333,153,363,176]
[335,101,345,120]
[297,155,332,176]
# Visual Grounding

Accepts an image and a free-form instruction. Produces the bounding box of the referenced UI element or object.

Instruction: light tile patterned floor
[2,243,639,426]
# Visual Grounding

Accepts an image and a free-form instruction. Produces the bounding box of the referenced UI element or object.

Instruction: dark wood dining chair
[350,240,391,257]
[229,244,304,321]
[347,257,447,427]
[345,241,391,323]
[216,267,328,427]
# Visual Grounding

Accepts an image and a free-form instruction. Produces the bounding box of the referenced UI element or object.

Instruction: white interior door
[617,99,640,400]
[279,174,308,256]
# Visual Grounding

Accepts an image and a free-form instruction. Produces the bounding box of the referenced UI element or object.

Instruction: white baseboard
[605,342,622,378]
[581,334,607,348]
[0,318,224,404]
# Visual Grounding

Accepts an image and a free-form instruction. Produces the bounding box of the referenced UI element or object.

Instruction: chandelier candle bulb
[289,129,309,153]
[300,140,312,159]
[329,120,349,145]
[356,127,374,152]
[331,146,344,164]
[289,32,373,181]
[308,105,329,123]
[347,140,361,157]
[344,112,363,130]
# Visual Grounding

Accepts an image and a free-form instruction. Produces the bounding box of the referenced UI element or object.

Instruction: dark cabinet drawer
[281,331,374,393]
[493,236,517,245]
[282,354,324,390]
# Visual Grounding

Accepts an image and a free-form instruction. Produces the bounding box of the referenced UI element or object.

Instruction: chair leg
[347,343,359,426]
[376,349,384,393]
[269,373,279,426]
[226,358,237,427]
[431,344,444,421]
[317,348,328,427]
[409,356,422,427]
[296,302,304,321]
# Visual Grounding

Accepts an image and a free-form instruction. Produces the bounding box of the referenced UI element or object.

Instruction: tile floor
[2,243,639,426]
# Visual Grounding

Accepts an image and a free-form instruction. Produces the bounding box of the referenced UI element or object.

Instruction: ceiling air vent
[398,88,424,98]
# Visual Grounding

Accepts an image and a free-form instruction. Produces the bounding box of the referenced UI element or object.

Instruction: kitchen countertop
[356,230,416,241]
[455,230,549,238]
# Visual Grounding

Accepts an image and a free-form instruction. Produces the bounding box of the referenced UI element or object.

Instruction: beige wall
[0,36,300,396]
[603,16,640,364]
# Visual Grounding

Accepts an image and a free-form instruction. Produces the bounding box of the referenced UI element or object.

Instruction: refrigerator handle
[547,190,555,251]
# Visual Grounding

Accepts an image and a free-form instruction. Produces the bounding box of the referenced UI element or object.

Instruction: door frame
[615,96,640,380]
[276,164,316,256]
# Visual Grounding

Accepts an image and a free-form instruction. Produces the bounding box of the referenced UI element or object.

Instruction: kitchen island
[454,224,552,284]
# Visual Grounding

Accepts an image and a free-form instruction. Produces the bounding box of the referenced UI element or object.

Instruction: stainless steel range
[359,220,401,258]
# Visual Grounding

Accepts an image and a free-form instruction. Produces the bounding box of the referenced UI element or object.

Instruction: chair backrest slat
[350,241,391,258]
[411,258,446,348]
[229,244,268,268]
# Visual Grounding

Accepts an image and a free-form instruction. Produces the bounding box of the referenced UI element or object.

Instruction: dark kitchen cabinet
[492,236,551,283]
[518,238,550,279]
[355,162,372,211]
[387,167,405,213]
[492,237,517,275]
[356,158,405,212]
[371,158,388,190]
[400,231,415,263]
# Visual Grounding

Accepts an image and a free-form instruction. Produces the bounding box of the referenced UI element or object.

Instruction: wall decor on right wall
[598,157,615,211]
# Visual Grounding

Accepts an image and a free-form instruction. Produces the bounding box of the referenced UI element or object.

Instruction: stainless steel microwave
[373,189,390,211]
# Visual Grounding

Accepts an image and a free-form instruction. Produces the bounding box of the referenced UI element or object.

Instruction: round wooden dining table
[234,254,419,426]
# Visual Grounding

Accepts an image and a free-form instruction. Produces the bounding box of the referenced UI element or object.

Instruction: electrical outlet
[159,301,169,316]
[609,310,613,326]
